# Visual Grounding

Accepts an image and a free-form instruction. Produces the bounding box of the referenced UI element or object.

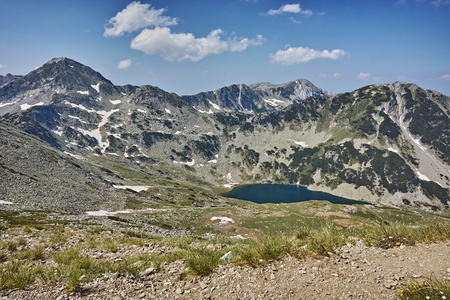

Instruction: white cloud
[270,47,348,65]
[437,74,450,81]
[104,1,177,37]
[131,27,263,62]
[117,59,132,69]
[267,3,312,15]
[396,0,450,7]
[431,0,450,7]
[356,73,371,80]
[0,64,6,69]
[319,72,342,78]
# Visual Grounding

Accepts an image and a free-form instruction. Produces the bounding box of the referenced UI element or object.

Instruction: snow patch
[91,83,100,93]
[173,159,195,166]
[77,90,89,95]
[388,147,399,153]
[64,101,96,113]
[197,108,214,114]
[230,235,246,239]
[412,137,427,151]
[68,115,88,124]
[110,100,121,105]
[264,98,284,107]
[137,108,146,113]
[76,109,119,152]
[0,200,13,205]
[86,210,131,217]
[293,140,308,147]
[0,102,14,108]
[210,216,235,224]
[416,171,430,181]
[64,151,84,160]
[20,102,44,111]
[52,127,64,136]
[208,100,221,110]
[208,159,217,164]
[224,173,239,187]
[86,207,167,217]
[113,185,151,192]
[165,108,171,114]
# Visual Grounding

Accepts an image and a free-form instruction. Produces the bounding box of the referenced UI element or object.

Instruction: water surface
[222,184,369,205]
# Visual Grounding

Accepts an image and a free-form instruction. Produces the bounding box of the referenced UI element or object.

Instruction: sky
[0,0,449,96]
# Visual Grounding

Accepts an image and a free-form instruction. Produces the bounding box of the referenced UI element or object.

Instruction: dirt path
[5,240,449,299]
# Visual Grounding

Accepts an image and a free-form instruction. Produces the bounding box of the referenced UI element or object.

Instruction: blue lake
[222,184,369,205]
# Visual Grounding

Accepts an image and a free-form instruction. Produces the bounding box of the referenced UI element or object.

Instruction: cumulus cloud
[319,72,342,78]
[270,47,348,65]
[117,59,132,69]
[104,1,177,37]
[131,27,263,62]
[356,73,371,80]
[267,3,312,15]
[0,64,6,69]
[437,74,450,81]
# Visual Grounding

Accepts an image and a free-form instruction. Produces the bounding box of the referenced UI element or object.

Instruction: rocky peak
[0,58,122,116]
[0,73,22,88]
[182,79,334,114]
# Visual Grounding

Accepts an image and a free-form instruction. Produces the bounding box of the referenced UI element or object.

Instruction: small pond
[222,184,370,205]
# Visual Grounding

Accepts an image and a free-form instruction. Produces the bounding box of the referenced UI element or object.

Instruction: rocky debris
[220,251,233,263]
[3,234,449,300]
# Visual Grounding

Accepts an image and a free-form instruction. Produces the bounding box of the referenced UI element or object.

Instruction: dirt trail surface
[3,240,450,300]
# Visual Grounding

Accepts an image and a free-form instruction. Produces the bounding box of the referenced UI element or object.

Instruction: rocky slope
[3,226,449,300]
[0,74,21,88]
[181,79,334,114]
[0,120,128,213]
[0,57,448,212]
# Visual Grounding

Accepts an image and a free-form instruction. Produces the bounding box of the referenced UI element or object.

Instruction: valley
[0,57,449,298]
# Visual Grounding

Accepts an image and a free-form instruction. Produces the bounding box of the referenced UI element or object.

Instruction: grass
[0,204,449,294]
[185,248,222,276]
[399,277,450,299]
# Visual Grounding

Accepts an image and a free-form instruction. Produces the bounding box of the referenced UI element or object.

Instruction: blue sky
[0,0,449,96]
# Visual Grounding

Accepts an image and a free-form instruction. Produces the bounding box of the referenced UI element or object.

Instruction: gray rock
[139,267,155,277]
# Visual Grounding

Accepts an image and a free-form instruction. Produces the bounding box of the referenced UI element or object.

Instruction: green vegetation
[0,208,449,293]
[399,277,450,300]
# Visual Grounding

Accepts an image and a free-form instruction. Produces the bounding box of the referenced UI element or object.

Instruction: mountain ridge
[0,57,448,212]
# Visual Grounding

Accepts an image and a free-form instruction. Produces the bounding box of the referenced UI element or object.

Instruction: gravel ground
[3,238,449,299]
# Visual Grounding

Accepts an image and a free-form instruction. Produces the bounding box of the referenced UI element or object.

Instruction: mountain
[0,74,22,88]
[0,57,448,213]
[181,79,334,114]
[0,119,126,213]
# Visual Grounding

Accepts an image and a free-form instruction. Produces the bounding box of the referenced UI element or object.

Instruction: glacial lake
[222,184,370,205]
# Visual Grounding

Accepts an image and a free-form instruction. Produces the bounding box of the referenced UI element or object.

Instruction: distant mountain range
[0,57,448,212]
